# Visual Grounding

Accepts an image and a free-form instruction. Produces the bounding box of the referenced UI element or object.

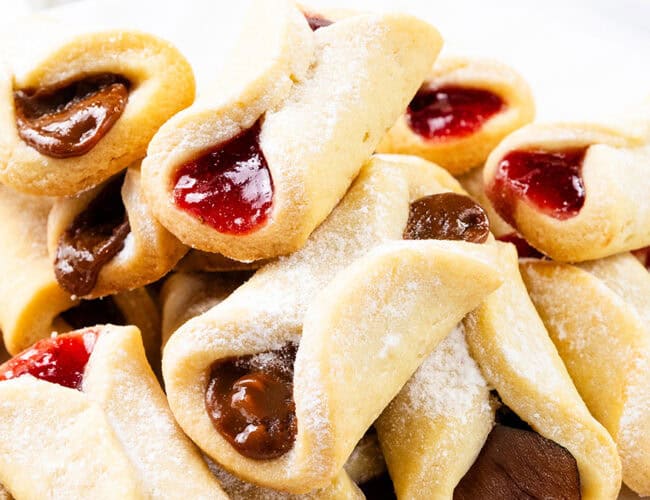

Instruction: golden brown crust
[377,56,535,175]
[0,21,195,196]
[142,1,442,261]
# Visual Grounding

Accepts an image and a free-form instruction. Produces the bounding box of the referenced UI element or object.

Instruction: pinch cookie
[47,164,188,299]
[162,155,502,492]
[463,242,622,499]
[520,253,650,496]
[483,122,650,261]
[377,56,535,175]
[142,0,442,261]
[375,325,494,498]
[0,325,226,499]
[0,18,194,196]
[0,182,161,355]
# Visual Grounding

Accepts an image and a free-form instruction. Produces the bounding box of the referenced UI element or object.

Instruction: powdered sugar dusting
[401,325,490,421]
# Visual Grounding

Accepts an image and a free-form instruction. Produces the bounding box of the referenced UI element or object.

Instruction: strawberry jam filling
[0,329,99,390]
[205,343,297,460]
[487,148,588,226]
[406,85,504,140]
[303,12,333,31]
[172,120,273,235]
[14,74,129,158]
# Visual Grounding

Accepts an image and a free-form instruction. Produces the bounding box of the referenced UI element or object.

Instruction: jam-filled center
[172,120,273,235]
[633,247,650,270]
[303,12,333,31]
[497,232,544,259]
[55,171,130,297]
[403,192,490,243]
[0,330,99,390]
[454,399,581,499]
[205,343,297,460]
[406,85,504,140]
[14,73,129,158]
[487,148,588,226]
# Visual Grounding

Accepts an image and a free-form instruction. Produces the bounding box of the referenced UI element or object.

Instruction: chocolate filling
[205,343,297,460]
[403,192,490,243]
[14,74,129,158]
[59,296,127,330]
[454,401,581,499]
[54,172,130,297]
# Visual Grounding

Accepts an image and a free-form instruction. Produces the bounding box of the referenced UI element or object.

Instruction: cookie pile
[0,1,648,499]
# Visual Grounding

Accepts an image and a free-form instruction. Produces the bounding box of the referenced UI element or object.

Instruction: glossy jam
[488,148,587,226]
[14,74,129,158]
[205,343,297,460]
[406,85,504,140]
[55,172,130,297]
[0,330,99,390]
[60,297,127,330]
[172,121,273,235]
[497,232,544,259]
[403,192,490,243]
[303,12,333,31]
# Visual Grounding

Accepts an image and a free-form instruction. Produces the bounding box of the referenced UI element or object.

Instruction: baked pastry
[142,0,442,261]
[343,430,387,488]
[520,253,650,496]
[375,325,494,498]
[0,324,226,498]
[0,182,160,355]
[162,154,502,492]
[0,17,195,196]
[161,271,251,347]
[377,57,535,175]
[462,242,622,499]
[47,163,188,299]
[483,121,650,261]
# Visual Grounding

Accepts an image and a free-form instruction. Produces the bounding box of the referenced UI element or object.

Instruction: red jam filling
[0,330,99,390]
[406,85,504,140]
[497,232,544,259]
[487,148,588,226]
[172,121,273,235]
[303,13,333,31]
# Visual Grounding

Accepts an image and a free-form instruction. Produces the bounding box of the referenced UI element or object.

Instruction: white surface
[2,0,650,123]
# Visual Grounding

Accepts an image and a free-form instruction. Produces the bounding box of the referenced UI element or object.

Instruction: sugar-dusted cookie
[377,57,535,175]
[521,253,650,496]
[0,17,194,196]
[0,325,226,499]
[0,182,160,355]
[142,0,442,262]
[162,155,502,492]
[483,121,650,261]
[47,164,188,299]
[463,242,622,499]
[375,325,494,498]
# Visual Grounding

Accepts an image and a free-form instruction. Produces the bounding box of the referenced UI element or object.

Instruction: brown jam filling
[454,402,581,499]
[59,296,127,330]
[205,343,297,460]
[303,12,333,31]
[403,192,490,243]
[14,74,129,158]
[54,172,130,297]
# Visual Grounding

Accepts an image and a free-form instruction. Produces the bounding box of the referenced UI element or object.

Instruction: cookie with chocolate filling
[0,17,194,195]
[162,155,502,493]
